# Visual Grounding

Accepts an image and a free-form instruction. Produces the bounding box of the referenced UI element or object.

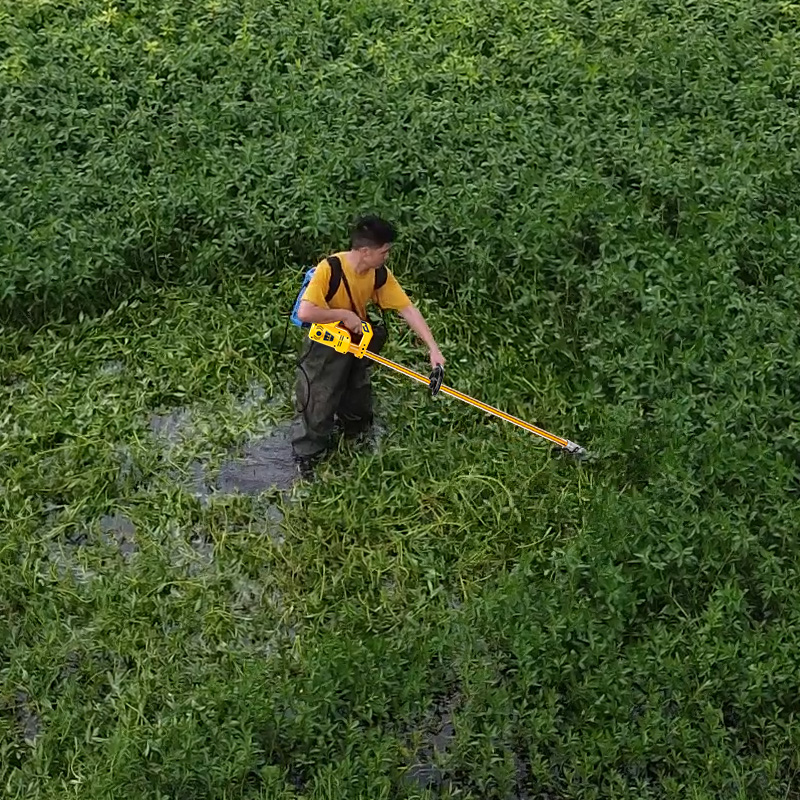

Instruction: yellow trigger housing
[308,319,373,357]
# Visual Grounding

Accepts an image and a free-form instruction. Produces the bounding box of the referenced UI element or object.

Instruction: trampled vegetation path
[2,0,799,797]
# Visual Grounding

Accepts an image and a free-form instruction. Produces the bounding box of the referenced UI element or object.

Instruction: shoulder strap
[324,254,357,312]
[374,266,387,291]
[324,255,342,303]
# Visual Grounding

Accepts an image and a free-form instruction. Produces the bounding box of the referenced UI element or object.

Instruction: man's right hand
[342,311,363,335]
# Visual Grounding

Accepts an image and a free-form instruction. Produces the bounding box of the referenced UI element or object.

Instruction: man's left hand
[429,346,445,370]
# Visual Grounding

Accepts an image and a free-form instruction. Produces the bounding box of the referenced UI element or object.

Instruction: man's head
[349,214,396,270]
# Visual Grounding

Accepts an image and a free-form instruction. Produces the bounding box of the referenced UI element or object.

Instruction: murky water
[14,692,41,745]
[99,360,125,377]
[44,537,93,584]
[114,443,141,488]
[45,513,138,580]
[238,380,276,411]
[404,696,532,798]
[188,460,209,503]
[148,390,390,502]
[100,513,137,558]
[149,407,192,443]
[404,688,460,792]
[405,761,447,789]
[189,531,214,562]
[514,751,532,800]
[61,651,82,680]
[166,526,215,576]
[216,422,298,494]
[230,576,265,614]
[149,402,301,499]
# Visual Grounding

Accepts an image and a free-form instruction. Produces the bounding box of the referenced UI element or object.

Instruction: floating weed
[41,536,96,586]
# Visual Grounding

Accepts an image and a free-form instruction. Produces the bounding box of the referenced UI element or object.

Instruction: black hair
[350,215,397,249]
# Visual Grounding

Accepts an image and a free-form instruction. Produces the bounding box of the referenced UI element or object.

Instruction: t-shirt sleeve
[300,260,332,308]
[374,268,412,311]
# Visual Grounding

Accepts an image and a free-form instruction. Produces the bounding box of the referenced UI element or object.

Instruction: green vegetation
[2,0,800,797]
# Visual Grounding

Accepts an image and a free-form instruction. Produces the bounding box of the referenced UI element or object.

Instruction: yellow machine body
[308,320,373,357]
[308,322,350,354]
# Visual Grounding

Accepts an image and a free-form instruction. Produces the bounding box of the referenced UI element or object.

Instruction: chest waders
[290,259,389,460]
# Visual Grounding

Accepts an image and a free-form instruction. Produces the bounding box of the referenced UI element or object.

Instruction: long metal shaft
[362,350,585,453]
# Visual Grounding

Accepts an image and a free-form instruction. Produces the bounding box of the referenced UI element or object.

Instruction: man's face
[361,244,392,269]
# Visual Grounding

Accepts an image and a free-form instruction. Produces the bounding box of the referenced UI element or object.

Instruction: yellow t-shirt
[301,251,412,319]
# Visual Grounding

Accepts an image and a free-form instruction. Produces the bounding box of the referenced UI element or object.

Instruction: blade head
[429,364,444,397]
[551,441,594,464]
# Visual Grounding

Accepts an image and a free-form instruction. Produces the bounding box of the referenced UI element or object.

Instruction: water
[404,688,460,792]
[44,536,93,584]
[14,692,41,745]
[149,407,192,443]
[100,513,137,559]
[150,407,301,499]
[149,394,389,501]
[216,422,298,495]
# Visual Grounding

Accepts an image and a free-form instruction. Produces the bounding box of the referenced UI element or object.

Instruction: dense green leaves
[3,0,800,322]
[3,0,800,797]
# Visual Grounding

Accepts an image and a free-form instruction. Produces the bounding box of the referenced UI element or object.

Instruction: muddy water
[45,537,94,584]
[216,422,298,495]
[14,692,41,745]
[149,402,302,499]
[44,513,138,580]
[149,407,192,442]
[148,386,390,501]
[404,689,460,792]
[100,513,137,558]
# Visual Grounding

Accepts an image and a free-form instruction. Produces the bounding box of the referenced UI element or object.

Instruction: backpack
[290,255,388,328]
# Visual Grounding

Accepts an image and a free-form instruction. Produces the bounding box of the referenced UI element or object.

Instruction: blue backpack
[290,255,388,328]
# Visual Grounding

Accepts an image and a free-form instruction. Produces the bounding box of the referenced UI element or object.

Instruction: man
[290,215,444,475]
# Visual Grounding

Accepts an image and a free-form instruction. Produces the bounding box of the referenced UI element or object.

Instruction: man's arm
[297,300,361,333]
[399,304,445,369]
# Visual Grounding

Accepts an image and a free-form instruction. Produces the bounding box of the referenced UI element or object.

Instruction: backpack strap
[323,255,386,314]
[324,254,357,312]
[324,255,343,304]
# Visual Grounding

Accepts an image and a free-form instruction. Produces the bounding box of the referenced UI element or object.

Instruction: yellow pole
[305,320,586,454]
[361,350,584,453]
